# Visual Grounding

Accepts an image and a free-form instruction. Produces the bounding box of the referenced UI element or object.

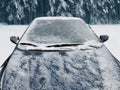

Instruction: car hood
[1,46,120,90]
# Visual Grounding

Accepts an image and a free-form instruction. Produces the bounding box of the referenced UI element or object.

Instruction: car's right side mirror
[10,36,19,44]
[100,35,109,42]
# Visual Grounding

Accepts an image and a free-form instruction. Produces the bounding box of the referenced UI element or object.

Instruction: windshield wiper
[47,43,84,47]
[20,43,38,47]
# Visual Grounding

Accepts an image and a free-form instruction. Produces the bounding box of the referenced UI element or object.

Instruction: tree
[0,0,120,24]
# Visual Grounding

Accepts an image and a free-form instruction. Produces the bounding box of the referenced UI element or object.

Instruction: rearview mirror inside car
[100,35,109,42]
[10,36,19,44]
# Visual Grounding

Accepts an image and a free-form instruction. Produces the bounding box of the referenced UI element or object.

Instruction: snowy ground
[0,25,120,65]
[92,25,120,61]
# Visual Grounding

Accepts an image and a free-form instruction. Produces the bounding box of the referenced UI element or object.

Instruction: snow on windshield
[21,20,99,44]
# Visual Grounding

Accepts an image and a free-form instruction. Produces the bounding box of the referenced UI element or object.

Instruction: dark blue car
[0,17,120,90]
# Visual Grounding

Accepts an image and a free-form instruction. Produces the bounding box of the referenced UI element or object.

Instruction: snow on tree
[0,0,38,24]
[0,0,120,24]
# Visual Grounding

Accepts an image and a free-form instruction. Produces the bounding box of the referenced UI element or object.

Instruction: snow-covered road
[0,25,120,65]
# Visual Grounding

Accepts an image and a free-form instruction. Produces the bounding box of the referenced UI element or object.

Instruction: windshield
[20,19,99,45]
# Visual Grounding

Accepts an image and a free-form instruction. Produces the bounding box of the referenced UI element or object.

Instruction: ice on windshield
[20,20,99,44]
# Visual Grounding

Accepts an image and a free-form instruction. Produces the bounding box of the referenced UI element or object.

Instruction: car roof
[34,17,84,22]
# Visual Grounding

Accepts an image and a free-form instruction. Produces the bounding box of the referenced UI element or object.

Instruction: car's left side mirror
[100,35,109,42]
[10,36,19,44]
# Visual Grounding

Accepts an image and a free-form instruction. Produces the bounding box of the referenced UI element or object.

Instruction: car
[0,17,120,90]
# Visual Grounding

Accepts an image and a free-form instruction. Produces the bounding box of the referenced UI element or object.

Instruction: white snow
[92,25,120,61]
[0,25,27,65]
[0,25,120,66]
[35,17,84,21]
[19,40,103,51]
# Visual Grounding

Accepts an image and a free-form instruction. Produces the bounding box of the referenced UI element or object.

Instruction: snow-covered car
[0,17,120,90]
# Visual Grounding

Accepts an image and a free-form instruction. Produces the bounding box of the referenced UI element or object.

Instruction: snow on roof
[34,17,84,21]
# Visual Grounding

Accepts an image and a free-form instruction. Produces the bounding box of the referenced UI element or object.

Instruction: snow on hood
[1,47,120,90]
